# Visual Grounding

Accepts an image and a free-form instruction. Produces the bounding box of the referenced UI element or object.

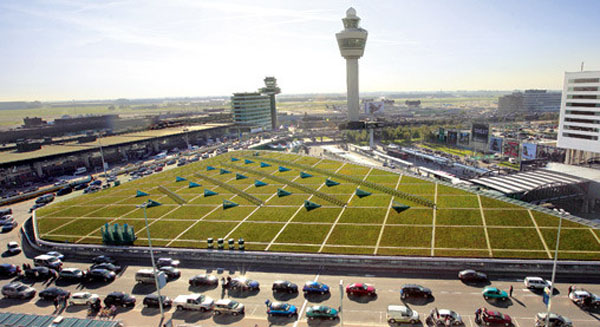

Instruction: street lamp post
[98,138,108,182]
[138,201,165,321]
[339,279,344,327]
[545,208,564,326]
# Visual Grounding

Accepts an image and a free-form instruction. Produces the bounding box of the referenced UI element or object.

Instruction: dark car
[400,284,432,299]
[39,287,70,301]
[73,183,88,191]
[90,263,122,273]
[90,180,102,186]
[29,203,46,213]
[272,280,298,293]
[0,263,21,277]
[104,291,136,307]
[159,266,180,280]
[303,281,329,295]
[475,307,512,326]
[93,255,116,264]
[458,269,488,283]
[230,277,260,291]
[56,187,72,196]
[87,269,116,282]
[143,294,172,308]
[189,274,218,286]
[1,220,17,232]
[25,267,58,280]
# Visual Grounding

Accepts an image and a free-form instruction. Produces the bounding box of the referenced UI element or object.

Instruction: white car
[157,257,180,268]
[69,292,99,306]
[387,305,419,324]
[524,276,552,290]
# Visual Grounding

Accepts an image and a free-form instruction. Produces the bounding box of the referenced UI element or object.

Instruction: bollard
[217,238,224,250]
[238,238,245,250]
[207,238,214,249]
[228,238,235,250]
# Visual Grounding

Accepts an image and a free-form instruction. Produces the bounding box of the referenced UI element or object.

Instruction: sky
[1,0,599,101]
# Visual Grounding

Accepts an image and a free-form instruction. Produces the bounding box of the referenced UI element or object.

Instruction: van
[34,254,63,270]
[135,269,156,284]
[386,305,420,324]
[74,167,87,176]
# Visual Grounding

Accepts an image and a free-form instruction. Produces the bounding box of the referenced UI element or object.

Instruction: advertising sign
[458,132,470,145]
[537,145,566,163]
[489,137,503,153]
[438,128,445,142]
[447,131,458,145]
[504,141,519,157]
[364,101,384,114]
[471,123,489,144]
[522,143,537,160]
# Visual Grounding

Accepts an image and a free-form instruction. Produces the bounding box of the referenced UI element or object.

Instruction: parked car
[266,301,297,317]
[6,242,21,255]
[230,277,259,291]
[87,269,116,282]
[387,305,420,325]
[159,266,180,280]
[25,267,58,280]
[35,194,55,204]
[33,254,63,270]
[69,292,99,306]
[400,284,432,299]
[306,305,338,320]
[189,274,218,286]
[524,276,552,290]
[90,262,122,273]
[272,280,298,293]
[104,292,136,307]
[346,283,376,296]
[535,312,572,327]
[39,287,70,301]
[56,187,72,196]
[214,299,244,316]
[426,309,463,326]
[569,287,600,308]
[46,251,65,261]
[458,269,488,283]
[174,294,214,311]
[92,255,116,264]
[482,287,509,301]
[29,203,47,212]
[1,220,17,232]
[0,263,20,277]
[73,183,88,191]
[475,308,512,326]
[143,294,172,308]
[90,180,102,186]
[59,268,87,281]
[156,257,180,268]
[1,282,36,299]
[303,281,329,295]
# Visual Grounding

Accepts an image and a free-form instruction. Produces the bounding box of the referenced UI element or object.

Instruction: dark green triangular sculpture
[146,199,162,208]
[300,171,312,179]
[189,181,201,188]
[231,157,240,162]
[220,168,231,175]
[136,190,149,197]
[244,159,254,164]
[392,201,411,213]
[204,189,218,197]
[304,200,321,211]
[102,222,135,246]
[260,162,271,168]
[355,188,372,198]
[176,176,186,182]
[236,173,247,180]
[279,166,291,172]
[277,188,292,197]
[223,200,239,209]
[255,180,267,187]
[207,166,216,171]
[325,178,340,187]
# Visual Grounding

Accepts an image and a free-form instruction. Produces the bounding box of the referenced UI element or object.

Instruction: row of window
[567,95,600,100]
[566,102,600,108]
[562,133,599,141]
[567,87,599,92]
[564,117,600,124]
[563,125,600,133]
[568,78,600,84]
[565,110,600,116]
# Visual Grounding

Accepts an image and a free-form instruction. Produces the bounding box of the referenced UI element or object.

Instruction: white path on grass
[431,182,438,256]
[373,174,403,254]
[477,194,493,257]
[528,209,552,258]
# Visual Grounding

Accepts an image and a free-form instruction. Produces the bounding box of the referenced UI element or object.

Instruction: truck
[174,294,214,312]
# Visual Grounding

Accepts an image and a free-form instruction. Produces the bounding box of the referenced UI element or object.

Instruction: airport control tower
[336,7,368,128]
[259,77,281,130]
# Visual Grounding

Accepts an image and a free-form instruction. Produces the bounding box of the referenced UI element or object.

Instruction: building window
[565,110,600,116]
[563,125,600,133]
[564,117,600,124]
[562,133,598,141]
[567,87,599,91]
[341,38,365,48]
[568,78,600,83]
[567,95,599,99]
[566,102,600,108]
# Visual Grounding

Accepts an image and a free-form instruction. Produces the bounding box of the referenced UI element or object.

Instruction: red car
[475,307,512,326]
[346,283,376,296]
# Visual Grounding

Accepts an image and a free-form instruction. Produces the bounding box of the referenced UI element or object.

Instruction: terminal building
[557,71,600,165]
[498,90,561,113]
[231,92,272,131]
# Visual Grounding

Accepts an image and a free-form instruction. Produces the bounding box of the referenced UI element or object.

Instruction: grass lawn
[434,227,488,249]
[164,205,218,219]
[292,207,342,223]
[492,250,550,259]
[365,174,400,184]
[47,206,99,218]
[43,235,83,243]
[314,161,344,171]
[274,223,332,244]
[377,248,431,256]
[179,221,238,240]
[245,184,283,195]
[387,209,433,225]
[400,176,432,184]
[396,183,435,195]
[379,226,432,247]
[325,183,360,194]
[338,208,387,224]
[338,165,371,176]
[246,206,298,222]
[227,222,285,242]
[326,225,381,246]
[169,240,206,249]
[557,252,600,260]
[348,195,392,207]
[49,218,111,237]
[487,227,545,250]
[436,209,482,225]
[480,197,521,209]
[541,228,600,251]
[436,185,471,195]
[124,205,178,219]
[435,249,490,258]
[268,244,320,253]
[531,211,585,227]
[203,206,258,221]
[90,196,129,205]
[36,206,69,218]
[37,218,73,234]
[266,194,310,206]
[146,220,196,239]
[484,210,533,226]
[85,205,136,218]
[322,246,375,255]
[436,196,479,209]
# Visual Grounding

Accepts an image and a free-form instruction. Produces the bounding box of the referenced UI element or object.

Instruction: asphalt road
[2,196,600,327]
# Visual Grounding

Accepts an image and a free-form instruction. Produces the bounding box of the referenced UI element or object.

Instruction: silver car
[214,299,245,316]
[535,312,573,327]
[2,282,36,299]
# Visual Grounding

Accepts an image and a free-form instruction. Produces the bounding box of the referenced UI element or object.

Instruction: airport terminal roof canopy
[0,312,120,327]
[0,123,232,166]
[469,169,586,195]
[453,162,490,175]
[401,147,450,165]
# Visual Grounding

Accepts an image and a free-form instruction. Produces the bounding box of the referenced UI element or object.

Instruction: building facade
[231,92,272,131]
[557,71,600,164]
[498,90,561,113]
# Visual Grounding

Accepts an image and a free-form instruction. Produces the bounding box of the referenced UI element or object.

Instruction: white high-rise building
[557,71,600,162]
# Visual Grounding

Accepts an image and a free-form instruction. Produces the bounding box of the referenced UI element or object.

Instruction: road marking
[293,273,319,327]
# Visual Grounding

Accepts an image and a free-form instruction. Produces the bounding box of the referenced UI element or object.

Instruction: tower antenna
[581,62,584,72]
